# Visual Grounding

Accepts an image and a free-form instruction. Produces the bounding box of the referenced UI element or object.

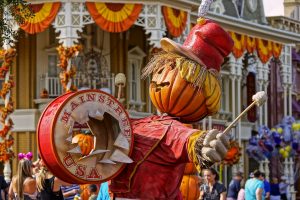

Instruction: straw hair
[15,159,33,200]
[142,51,220,90]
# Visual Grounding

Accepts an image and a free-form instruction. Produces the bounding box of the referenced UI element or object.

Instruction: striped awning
[19,3,61,34]
[162,6,187,38]
[86,2,142,33]
[229,32,283,63]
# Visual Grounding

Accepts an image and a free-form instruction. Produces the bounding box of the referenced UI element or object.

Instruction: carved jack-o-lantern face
[149,60,221,122]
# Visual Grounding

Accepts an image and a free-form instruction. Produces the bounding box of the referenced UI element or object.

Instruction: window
[127,46,146,111]
[48,54,58,77]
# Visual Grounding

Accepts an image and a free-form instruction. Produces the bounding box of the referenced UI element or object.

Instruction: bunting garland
[86,2,142,33]
[246,36,256,54]
[57,45,82,93]
[256,39,273,64]
[229,32,246,59]
[0,48,16,162]
[229,32,283,63]
[162,6,187,38]
[18,2,61,34]
[272,42,283,59]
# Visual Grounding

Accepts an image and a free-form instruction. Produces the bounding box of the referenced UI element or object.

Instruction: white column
[289,158,296,200]
[288,86,292,116]
[280,45,293,117]
[264,159,270,181]
[227,54,238,175]
[284,158,289,180]
[256,60,264,125]
[262,62,270,125]
[208,116,212,130]
[283,84,288,116]
[202,118,207,131]
[236,57,243,145]
[259,161,264,173]
[264,82,269,124]
[138,4,166,48]
[225,78,230,112]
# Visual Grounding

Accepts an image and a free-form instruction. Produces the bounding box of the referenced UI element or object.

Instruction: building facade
[2,0,300,191]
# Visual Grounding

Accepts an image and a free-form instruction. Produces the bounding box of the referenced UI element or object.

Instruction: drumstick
[223,91,267,135]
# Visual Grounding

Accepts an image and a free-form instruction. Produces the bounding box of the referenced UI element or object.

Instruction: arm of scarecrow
[187,129,230,171]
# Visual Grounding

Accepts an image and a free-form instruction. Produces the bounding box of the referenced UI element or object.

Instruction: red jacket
[110,115,197,199]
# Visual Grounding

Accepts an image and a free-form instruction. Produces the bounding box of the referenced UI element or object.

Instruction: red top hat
[161,19,234,72]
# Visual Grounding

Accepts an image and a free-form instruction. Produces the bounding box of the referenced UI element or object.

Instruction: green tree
[0,0,32,46]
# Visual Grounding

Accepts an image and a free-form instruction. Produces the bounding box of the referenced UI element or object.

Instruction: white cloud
[263,0,284,16]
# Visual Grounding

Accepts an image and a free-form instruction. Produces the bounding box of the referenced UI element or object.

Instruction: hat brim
[160,38,205,66]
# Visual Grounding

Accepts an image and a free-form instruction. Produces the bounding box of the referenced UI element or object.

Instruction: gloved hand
[201,129,230,163]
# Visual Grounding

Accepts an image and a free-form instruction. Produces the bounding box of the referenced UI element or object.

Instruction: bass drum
[37,90,133,184]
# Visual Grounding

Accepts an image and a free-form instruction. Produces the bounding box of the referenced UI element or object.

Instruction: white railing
[42,73,115,97]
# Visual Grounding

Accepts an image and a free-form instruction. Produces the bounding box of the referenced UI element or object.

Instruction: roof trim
[191,11,300,44]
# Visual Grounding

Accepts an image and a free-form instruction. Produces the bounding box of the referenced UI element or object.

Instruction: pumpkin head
[72,132,94,156]
[145,19,233,122]
[147,53,221,122]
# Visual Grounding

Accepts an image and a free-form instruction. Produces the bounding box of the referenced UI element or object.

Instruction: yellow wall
[10,31,38,176]
[110,26,151,112]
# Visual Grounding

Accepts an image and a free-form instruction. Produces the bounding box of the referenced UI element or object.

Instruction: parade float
[36,0,270,199]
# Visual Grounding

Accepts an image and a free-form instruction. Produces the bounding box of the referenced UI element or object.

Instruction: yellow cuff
[187,130,206,172]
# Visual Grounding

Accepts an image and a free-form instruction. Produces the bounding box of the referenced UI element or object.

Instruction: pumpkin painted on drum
[72,132,94,156]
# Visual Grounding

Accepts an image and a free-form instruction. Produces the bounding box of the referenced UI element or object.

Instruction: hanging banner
[256,38,273,64]
[86,2,142,33]
[19,3,61,34]
[162,6,187,38]
[229,32,246,59]
[272,42,283,59]
[246,36,256,54]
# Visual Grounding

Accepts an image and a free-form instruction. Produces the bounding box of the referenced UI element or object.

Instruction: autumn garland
[57,45,82,93]
[0,48,16,162]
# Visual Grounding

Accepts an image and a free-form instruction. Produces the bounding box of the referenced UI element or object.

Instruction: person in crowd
[97,181,113,200]
[262,173,270,200]
[270,177,280,200]
[227,171,243,200]
[279,176,288,200]
[88,184,98,200]
[61,184,80,200]
[0,175,8,200]
[245,170,264,200]
[36,159,72,200]
[32,155,41,176]
[237,180,245,200]
[199,168,226,200]
[8,152,38,200]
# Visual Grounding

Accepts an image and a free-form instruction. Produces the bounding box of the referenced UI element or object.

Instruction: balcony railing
[267,16,300,34]
[41,73,116,97]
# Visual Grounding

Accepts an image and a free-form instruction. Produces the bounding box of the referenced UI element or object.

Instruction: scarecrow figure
[37,1,238,199]
[109,2,234,199]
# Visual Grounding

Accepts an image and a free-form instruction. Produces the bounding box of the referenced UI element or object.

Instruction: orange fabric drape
[228,32,283,63]
[19,3,61,34]
[229,32,246,59]
[246,36,256,54]
[86,2,142,33]
[272,42,283,59]
[256,38,273,64]
[162,6,187,38]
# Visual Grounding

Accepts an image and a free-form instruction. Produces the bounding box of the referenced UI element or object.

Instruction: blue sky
[263,0,284,16]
